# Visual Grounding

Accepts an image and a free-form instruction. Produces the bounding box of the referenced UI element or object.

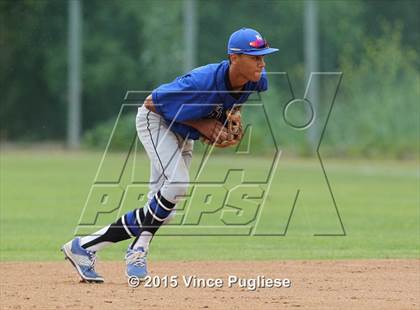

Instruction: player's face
[237,54,266,82]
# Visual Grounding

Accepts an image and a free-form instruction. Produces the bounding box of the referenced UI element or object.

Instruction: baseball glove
[201,107,243,148]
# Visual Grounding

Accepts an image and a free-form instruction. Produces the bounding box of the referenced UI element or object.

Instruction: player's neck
[228,66,247,91]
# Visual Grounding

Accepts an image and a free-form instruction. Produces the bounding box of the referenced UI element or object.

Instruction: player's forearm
[182,119,220,135]
[182,119,228,142]
[182,119,208,131]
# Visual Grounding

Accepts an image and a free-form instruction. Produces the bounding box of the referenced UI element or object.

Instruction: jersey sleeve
[151,74,214,122]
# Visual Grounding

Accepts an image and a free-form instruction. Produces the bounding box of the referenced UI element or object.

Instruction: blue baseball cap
[227,28,279,56]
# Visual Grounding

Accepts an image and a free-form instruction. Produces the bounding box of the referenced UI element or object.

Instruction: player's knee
[162,181,189,203]
[171,182,189,198]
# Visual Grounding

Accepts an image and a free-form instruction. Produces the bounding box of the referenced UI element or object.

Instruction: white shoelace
[125,250,146,267]
[86,251,97,270]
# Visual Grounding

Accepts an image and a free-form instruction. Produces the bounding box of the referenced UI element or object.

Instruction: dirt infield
[1,259,418,309]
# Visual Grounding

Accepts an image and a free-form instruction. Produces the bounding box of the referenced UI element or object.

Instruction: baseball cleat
[125,246,148,280]
[61,237,104,283]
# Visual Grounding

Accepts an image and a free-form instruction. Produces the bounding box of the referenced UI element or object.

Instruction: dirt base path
[1,259,419,309]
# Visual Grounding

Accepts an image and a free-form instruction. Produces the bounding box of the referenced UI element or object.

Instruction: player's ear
[230,54,240,65]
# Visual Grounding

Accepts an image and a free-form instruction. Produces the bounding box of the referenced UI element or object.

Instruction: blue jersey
[151,60,268,140]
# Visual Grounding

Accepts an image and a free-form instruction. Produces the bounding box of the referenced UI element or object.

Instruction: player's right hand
[197,119,229,143]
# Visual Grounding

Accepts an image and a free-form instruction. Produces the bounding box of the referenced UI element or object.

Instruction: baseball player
[62,28,278,283]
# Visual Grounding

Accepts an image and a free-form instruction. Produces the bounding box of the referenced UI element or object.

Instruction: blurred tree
[362,0,420,51]
[80,0,145,131]
[0,0,67,140]
[140,0,184,83]
[0,0,418,159]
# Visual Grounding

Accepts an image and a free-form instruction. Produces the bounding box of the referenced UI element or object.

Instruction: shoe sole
[125,271,147,281]
[61,244,104,284]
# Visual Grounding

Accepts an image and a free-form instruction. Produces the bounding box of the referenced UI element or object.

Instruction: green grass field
[0,150,418,261]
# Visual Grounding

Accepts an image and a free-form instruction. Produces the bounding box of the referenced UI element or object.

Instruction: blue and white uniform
[66,28,278,284]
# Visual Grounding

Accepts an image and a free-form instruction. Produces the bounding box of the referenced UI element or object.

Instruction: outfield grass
[0,149,418,261]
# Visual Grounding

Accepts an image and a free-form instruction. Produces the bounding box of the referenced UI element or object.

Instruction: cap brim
[243,48,279,56]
